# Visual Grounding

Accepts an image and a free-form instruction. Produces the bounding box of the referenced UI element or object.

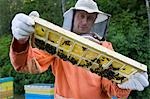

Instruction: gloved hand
[11,11,39,43]
[118,72,149,91]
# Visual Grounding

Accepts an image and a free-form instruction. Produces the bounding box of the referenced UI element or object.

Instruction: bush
[108,11,150,99]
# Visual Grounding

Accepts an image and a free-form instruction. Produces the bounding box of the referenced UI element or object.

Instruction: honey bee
[35,38,45,50]
[58,50,68,61]
[68,56,78,65]
[82,47,87,51]
[45,43,56,54]
[62,40,71,46]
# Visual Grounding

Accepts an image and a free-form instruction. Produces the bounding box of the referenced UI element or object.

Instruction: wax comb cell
[96,55,111,66]
[71,43,87,56]
[84,49,99,61]
[34,38,45,50]
[111,61,124,71]
[120,65,137,75]
[48,30,61,44]
[57,49,68,61]
[59,38,74,51]
[35,24,46,37]
[68,54,80,65]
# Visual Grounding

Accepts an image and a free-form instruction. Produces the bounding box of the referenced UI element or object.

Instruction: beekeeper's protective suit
[9,0,149,99]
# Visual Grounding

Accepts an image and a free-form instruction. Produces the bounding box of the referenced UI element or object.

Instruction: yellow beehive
[31,17,147,84]
[0,77,14,99]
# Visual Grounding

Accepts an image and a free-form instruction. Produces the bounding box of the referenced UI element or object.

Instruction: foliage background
[0,0,149,98]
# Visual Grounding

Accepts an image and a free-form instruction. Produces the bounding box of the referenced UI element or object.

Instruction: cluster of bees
[33,24,138,84]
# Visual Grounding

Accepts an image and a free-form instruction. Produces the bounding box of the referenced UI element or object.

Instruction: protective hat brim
[64,7,110,23]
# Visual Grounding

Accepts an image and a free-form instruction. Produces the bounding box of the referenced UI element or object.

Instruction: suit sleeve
[9,38,56,74]
[100,77,131,98]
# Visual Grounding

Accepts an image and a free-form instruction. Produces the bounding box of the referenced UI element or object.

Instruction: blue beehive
[24,83,54,99]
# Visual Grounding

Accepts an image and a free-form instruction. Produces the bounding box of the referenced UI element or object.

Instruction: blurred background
[0,0,149,99]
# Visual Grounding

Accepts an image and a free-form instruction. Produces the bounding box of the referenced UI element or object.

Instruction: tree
[61,0,66,14]
[145,0,150,34]
[0,0,23,35]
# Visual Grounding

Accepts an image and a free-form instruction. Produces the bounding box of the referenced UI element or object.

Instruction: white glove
[118,72,149,91]
[11,11,39,43]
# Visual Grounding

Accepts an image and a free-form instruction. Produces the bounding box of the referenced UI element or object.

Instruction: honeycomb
[32,17,147,84]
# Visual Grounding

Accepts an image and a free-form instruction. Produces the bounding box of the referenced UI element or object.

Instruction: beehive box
[0,77,14,99]
[24,83,54,99]
[31,17,147,84]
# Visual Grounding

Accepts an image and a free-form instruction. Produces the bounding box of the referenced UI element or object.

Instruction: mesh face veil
[63,0,111,41]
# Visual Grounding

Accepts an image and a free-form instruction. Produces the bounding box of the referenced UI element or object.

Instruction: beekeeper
[10,0,149,99]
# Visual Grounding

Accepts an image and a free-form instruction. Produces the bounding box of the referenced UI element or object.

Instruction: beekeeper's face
[73,10,97,34]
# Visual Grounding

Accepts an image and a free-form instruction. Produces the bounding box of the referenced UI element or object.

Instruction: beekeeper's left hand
[118,72,149,91]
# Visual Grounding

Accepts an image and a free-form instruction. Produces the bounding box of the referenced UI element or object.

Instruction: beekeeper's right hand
[11,11,39,44]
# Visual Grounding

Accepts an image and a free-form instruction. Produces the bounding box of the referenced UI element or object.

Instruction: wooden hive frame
[31,17,147,84]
